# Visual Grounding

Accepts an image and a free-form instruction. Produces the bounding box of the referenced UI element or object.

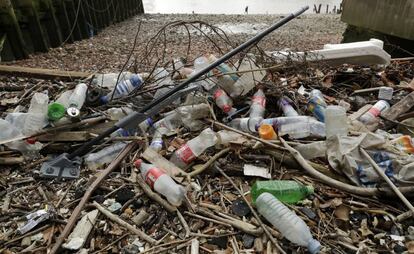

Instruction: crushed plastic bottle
[134,159,186,206]
[325,105,348,138]
[0,119,42,158]
[256,193,321,254]
[216,130,242,145]
[176,104,210,131]
[308,89,327,122]
[150,113,182,151]
[48,90,73,121]
[100,74,143,104]
[251,180,314,204]
[24,92,49,135]
[359,100,390,125]
[84,142,127,170]
[250,89,266,118]
[67,83,88,117]
[205,54,238,95]
[212,87,236,115]
[170,128,218,168]
[278,96,299,117]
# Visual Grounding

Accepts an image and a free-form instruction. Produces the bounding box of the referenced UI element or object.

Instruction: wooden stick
[189,148,231,177]
[49,142,139,254]
[177,210,191,238]
[360,148,414,217]
[93,201,156,244]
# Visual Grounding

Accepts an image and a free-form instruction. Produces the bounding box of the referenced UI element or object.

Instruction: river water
[143,0,342,14]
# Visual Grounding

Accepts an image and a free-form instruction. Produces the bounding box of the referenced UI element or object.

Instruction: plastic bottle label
[368,107,381,117]
[176,144,196,164]
[145,167,165,188]
[213,89,225,99]
[252,96,266,107]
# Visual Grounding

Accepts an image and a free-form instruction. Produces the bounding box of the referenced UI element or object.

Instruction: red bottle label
[252,96,266,107]
[213,89,225,99]
[145,167,165,189]
[368,107,381,117]
[177,144,196,164]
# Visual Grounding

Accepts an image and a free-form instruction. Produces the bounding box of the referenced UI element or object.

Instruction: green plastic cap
[48,103,65,121]
[305,185,314,195]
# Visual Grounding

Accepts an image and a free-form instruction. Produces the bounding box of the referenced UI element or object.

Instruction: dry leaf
[359,219,373,237]
[334,205,351,221]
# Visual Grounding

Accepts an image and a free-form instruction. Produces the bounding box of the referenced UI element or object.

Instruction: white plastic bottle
[359,100,390,125]
[277,117,325,139]
[100,74,143,104]
[92,72,133,89]
[216,130,242,145]
[106,107,134,121]
[67,83,88,117]
[24,92,49,135]
[250,89,266,118]
[256,193,321,254]
[84,142,127,170]
[229,117,263,133]
[170,128,218,168]
[230,58,266,98]
[278,97,299,117]
[325,106,348,138]
[134,159,186,206]
[212,87,236,115]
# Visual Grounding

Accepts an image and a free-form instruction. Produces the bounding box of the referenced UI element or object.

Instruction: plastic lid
[307,238,321,254]
[100,96,109,104]
[134,159,142,168]
[48,103,66,121]
[258,124,277,140]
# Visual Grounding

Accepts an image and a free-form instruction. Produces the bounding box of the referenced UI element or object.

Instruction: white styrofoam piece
[268,39,391,66]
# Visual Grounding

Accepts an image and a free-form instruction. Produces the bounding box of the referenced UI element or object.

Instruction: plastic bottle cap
[307,239,321,254]
[258,124,277,140]
[134,159,142,168]
[306,185,315,195]
[48,103,66,121]
[67,107,80,117]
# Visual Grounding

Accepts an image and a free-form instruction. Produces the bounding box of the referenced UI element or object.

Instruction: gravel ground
[9,14,346,73]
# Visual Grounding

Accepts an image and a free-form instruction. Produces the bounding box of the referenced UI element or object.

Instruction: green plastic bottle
[251,180,314,204]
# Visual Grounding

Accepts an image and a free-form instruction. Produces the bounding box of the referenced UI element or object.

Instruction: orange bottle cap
[259,124,277,140]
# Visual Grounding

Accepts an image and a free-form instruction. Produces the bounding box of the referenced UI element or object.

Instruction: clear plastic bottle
[250,89,266,118]
[67,83,88,117]
[150,113,182,151]
[134,159,186,206]
[153,68,175,101]
[176,104,210,131]
[229,117,263,133]
[170,128,218,168]
[278,97,299,117]
[92,72,133,89]
[204,54,238,95]
[259,116,309,131]
[359,100,390,125]
[84,142,127,170]
[212,87,236,115]
[325,105,348,138]
[230,58,266,98]
[24,93,49,135]
[308,89,327,122]
[251,181,314,204]
[277,117,325,139]
[100,74,143,104]
[256,193,321,254]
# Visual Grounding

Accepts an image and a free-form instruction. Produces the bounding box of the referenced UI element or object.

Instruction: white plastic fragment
[63,209,99,250]
[243,164,271,179]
